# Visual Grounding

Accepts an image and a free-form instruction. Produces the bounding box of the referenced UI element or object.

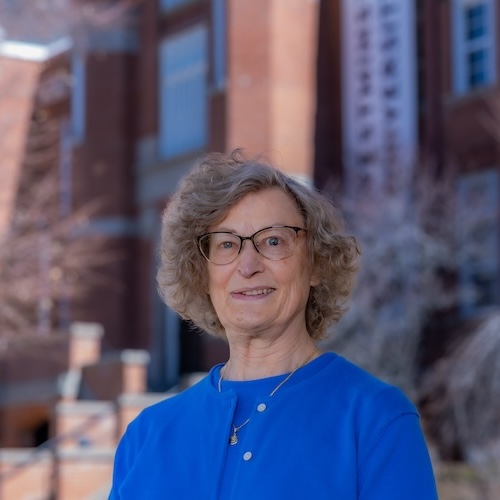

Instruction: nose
[237,239,264,277]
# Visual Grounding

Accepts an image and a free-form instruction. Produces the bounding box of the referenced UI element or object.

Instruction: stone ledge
[0,448,52,463]
[55,447,115,461]
[99,349,150,365]
[70,322,104,340]
[117,392,173,407]
[55,400,115,415]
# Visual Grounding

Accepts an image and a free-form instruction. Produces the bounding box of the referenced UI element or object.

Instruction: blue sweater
[110,353,437,499]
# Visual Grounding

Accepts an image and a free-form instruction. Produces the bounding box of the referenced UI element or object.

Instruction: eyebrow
[210,224,291,234]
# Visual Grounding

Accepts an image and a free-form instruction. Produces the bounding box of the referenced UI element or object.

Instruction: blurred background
[0,0,499,498]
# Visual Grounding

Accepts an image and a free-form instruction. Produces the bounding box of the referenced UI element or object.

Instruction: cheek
[208,267,224,289]
[280,264,313,297]
[207,268,230,305]
[207,265,221,288]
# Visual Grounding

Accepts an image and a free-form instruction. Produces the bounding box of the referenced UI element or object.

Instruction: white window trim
[451,0,497,95]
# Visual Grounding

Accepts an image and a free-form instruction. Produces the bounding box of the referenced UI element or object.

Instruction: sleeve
[108,432,129,499]
[108,420,139,500]
[357,412,438,500]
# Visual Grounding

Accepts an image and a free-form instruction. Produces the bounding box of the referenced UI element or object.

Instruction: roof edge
[0,36,72,62]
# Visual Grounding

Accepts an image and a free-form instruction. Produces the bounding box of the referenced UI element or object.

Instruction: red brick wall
[227,0,318,178]
[0,57,42,232]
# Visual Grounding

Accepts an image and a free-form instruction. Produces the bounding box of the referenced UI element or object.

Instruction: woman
[110,150,438,499]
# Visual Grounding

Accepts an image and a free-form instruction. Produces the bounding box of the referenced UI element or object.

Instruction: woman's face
[206,187,318,340]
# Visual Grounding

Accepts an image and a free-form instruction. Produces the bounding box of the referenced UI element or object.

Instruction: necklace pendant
[229,433,238,445]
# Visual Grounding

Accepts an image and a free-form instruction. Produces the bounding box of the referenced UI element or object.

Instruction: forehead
[218,188,302,225]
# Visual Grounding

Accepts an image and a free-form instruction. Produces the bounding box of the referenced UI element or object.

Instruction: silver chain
[219,346,319,445]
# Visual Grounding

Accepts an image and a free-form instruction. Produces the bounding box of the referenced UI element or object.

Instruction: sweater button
[243,451,253,461]
[257,403,267,412]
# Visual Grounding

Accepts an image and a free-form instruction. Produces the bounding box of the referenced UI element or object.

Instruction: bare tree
[0,0,143,41]
[420,309,500,465]
[0,0,135,348]
[324,166,459,399]
[415,94,500,466]
[322,159,500,471]
[0,171,120,346]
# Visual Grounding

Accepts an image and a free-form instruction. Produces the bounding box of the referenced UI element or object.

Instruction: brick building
[316,0,499,318]
[133,0,319,389]
[1,0,500,497]
[1,0,319,496]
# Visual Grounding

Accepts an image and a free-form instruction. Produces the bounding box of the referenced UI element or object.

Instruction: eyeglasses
[197,226,306,265]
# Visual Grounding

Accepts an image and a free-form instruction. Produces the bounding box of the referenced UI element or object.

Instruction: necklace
[219,346,319,445]
[229,419,250,445]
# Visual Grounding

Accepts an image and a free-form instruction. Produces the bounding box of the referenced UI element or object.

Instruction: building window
[71,54,86,144]
[451,0,497,95]
[212,0,226,90]
[159,24,208,160]
[159,0,199,13]
[457,169,500,316]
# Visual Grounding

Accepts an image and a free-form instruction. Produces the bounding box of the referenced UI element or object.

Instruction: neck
[222,334,318,381]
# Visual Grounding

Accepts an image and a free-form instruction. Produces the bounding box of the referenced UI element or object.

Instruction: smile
[238,288,275,296]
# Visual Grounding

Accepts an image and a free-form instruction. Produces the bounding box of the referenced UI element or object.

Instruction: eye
[220,240,236,250]
[265,236,281,246]
[260,233,286,247]
[210,234,239,252]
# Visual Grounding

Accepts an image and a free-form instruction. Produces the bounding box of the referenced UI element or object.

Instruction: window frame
[159,0,199,14]
[158,23,208,160]
[71,54,86,144]
[211,0,226,91]
[451,0,497,95]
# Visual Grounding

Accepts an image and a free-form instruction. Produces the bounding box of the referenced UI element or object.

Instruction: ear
[310,266,321,287]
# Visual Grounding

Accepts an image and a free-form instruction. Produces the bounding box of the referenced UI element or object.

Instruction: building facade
[315,0,499,319]
[1,0,500,496]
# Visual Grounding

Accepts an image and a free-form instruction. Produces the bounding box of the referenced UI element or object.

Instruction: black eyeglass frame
[197,225,306,265]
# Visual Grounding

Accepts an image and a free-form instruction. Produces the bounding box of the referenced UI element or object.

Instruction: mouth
[234,288,275,297]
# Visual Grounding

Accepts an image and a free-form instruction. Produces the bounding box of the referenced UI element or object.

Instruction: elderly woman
[110,150,437,499]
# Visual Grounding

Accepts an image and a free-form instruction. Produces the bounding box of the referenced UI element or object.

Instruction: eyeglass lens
[199,227,300,264]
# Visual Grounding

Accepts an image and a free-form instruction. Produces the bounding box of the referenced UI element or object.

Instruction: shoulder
[127,372,213,433]
[321,355,425,457]
[111,373,216,475]
[321,353,417,416]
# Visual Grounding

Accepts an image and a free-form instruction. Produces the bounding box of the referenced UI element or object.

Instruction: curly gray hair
[157,149,359,340]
